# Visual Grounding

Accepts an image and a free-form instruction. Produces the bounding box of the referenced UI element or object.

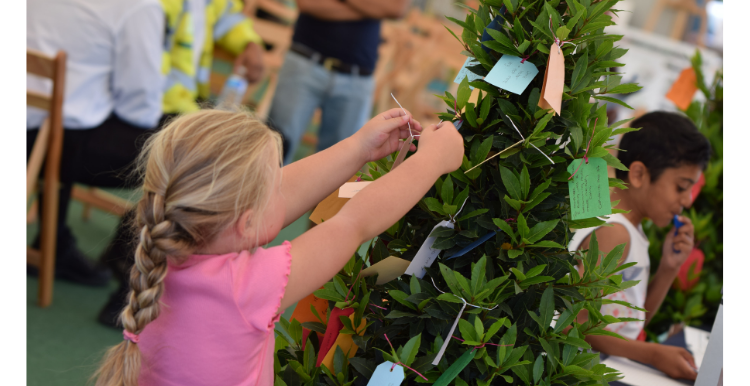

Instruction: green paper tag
[433,349,477,386]
[567,157,612,220]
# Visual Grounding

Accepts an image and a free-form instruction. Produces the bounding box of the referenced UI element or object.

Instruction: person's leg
[317,71,375,152]
[266,51,327,165]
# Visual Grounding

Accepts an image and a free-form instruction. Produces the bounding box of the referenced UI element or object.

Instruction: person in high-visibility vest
[96,0,265,328]
[162,0,264,115]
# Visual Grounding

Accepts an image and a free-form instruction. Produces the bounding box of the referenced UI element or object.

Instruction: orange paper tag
[309,175,358,225]
[290,291,329,325]
[319,314,366,371]
[538,43,565,115]
[666,67,698,111]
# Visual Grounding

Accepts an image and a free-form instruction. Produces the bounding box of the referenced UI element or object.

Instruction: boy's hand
[415,121,464,174]
[649,344,697,380]
[660,215,694,272]
[353,108,422,163]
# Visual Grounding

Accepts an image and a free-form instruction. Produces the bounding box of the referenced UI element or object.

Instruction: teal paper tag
[567,157,612,220]
[433,350,477,386]
[367,361,405,386]
[454,57,483,89]
[485,55,539,95]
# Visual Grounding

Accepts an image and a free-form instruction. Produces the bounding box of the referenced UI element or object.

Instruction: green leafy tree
[643,51,723,339]
[275,1,644,385]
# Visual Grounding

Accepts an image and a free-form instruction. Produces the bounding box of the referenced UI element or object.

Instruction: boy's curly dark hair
[616,111,711,182]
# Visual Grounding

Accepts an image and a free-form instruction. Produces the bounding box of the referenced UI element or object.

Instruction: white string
[507,117,555,165]
[549,17,578,55]
[430,277,498,365]
[449,197,469,224]
[391,93,418,138]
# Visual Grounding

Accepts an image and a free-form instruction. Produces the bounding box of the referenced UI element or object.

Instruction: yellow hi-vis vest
[162,0,263,114]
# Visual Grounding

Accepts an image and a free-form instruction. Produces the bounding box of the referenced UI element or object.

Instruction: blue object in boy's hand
[672,214,684,253]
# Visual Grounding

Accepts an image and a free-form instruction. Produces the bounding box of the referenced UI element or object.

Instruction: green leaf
[439,263,462,296]
[556,25,570,40]
[533,355,545,384]
[457,76,472,110]
[471,256,487,295]
[508,249,524,259]
[485,318,506,343]
[504,195,523,211]
[472,135,495,166]
[474,316,485,341]
[437,293,464,303]
[528,240,565,248]
[602,152,628,171]
[526,219,559,243]
[441,175,454,205]
[464,102,478,127]
[401,333,421,366]
[601,243,626,274]
[480,94,493,121]
[456,208,489,222]
[510,267,526,281]
[525,264,547,278]
[531,111,554,138]
[608,83,642,94]
[519,276,555,287]
[517,213,529,240]
[459,319,478,342]
[493,218,517,244]
[410,275,421,295]
[571,50,588,90]
[517,39,531,54]
[390,290,417,310]
[540,285,555,328]
[594,95,633,110]
[519,166,530,199]
[499,166,523,200]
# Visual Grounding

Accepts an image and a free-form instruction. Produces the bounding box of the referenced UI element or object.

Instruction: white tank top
[568,213,650,340]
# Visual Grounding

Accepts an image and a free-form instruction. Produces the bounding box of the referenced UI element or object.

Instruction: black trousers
[27,114,171,275]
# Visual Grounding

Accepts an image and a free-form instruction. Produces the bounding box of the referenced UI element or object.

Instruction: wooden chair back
[26,48,66,307]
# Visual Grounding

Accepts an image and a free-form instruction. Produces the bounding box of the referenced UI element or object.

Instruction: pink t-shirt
[137,241,292,386]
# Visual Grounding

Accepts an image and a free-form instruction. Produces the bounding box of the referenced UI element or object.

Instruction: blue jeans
[268,51,374,165]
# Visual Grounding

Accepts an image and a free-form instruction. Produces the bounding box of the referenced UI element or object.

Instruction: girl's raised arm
[281,122,463,311]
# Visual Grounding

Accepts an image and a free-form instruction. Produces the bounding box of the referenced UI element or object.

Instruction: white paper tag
[338,181,373,198]
[404,220,454,278]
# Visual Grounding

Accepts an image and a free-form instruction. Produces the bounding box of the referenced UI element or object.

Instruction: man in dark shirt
[268,0,409,164]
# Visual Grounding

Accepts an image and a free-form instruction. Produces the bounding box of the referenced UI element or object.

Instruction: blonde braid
[93,107,283,386]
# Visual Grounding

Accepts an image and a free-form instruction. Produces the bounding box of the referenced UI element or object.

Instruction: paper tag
[432,301,467,365]
[320,313,366,370]
[567,158,612,220]
[338,181,373,198]
[433,349,477,386]
[361,256,411,285]
[310,175,358,224]
[480,13,506,53]
[367,361,405,386]
[445,230,495,260]
[391,136,414,170]
[538,44,565,115]
[666,67,698,111]
[405,221,454,278]
[485,55,539,95]
[454,58,483,89]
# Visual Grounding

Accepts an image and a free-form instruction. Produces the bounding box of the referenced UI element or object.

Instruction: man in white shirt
[27,0,165,286]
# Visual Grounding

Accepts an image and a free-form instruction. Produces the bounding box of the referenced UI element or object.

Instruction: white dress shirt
[27,0,165,129]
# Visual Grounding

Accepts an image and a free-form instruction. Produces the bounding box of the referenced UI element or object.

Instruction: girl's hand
[660,215,694,272]
[415,121,464,174]
[353,108,423,162]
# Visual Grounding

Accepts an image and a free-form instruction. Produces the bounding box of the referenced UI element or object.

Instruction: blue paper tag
[446,230,496,260]
[485,55,539,95]
[480,7,507,53]
[454,58,483,88]
[367,361,405,386]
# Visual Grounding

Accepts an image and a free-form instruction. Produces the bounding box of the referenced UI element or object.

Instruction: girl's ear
[627,161,650,189]
[236,208,256,238]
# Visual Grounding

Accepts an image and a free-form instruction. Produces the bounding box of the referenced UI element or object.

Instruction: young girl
[93,107,464,385]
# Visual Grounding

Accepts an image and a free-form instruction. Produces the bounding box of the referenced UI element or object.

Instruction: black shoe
[29,231,112,287]
[98,283,130,329]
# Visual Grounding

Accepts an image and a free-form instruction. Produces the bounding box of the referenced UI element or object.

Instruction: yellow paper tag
[361,256,410,285]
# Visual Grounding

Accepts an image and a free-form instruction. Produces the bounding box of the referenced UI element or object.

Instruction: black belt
[290,43,373,76]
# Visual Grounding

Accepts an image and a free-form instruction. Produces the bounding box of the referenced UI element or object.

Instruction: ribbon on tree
[430,278,498,365]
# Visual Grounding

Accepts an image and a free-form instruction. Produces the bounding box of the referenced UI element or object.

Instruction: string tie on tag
[508,117,555,165]
[391,93,418,138]
[548,17,578,55]
[383,334,429,380]
[568,117,599,180]
[449,198,469,224]
[451,335,513,350]
[429,278,498,365]
[452,100,464,128]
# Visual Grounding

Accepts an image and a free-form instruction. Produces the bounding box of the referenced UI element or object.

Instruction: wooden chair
[644,0,708,47]
[26,49,66,307]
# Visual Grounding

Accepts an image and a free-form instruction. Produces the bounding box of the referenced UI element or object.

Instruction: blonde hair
[93,108,282,386]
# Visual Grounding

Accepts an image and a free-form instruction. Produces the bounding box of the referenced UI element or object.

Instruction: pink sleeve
[231,241,292,332]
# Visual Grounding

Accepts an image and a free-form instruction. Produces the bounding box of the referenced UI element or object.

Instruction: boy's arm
[296,0,367,21]
[644,216,695,325]
[279,109,418,228]
[281,123,462,310]
[577,311,698,380]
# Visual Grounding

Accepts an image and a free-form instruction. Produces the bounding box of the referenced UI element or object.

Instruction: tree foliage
[275,1,642,385]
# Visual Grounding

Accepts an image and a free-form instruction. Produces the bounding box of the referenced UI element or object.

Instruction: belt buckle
[322,57,340,71]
